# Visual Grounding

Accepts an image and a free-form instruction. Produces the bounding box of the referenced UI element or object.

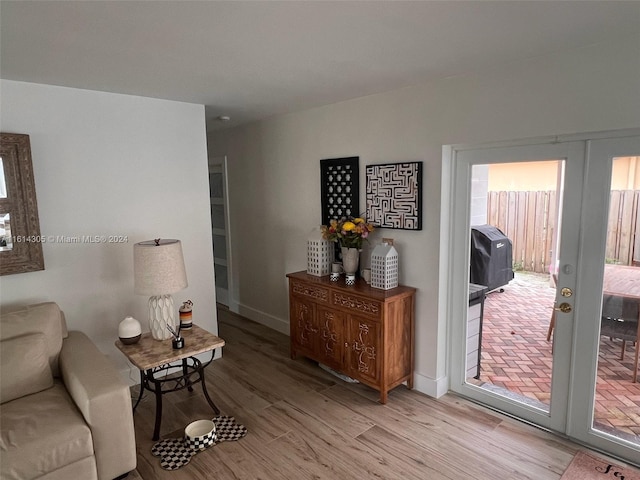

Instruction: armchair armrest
[60,331,136,480]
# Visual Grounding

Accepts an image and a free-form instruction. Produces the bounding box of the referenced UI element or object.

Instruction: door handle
[560,287,573,297]
[554,302,572,313]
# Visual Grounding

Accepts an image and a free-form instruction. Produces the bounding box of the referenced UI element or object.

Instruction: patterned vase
[341,247,360,275]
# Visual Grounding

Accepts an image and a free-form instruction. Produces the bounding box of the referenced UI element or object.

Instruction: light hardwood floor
[130,307,591,480]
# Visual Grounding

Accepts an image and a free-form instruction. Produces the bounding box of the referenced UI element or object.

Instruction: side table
[115,324,225,440]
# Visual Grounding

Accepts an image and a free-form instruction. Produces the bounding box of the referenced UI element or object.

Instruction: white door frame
[442,128,640,461]
[444,139,586,433]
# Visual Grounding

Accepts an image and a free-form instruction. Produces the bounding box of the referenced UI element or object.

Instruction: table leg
[183,358,194,392]
[199,355,220,415]
[152,376,163,441]
[132,370,145,412]
[201,377,220,415]
[634,310,640,383]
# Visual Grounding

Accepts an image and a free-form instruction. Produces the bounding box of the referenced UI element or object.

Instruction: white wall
[208,34,640,396]
[0,81,217,380]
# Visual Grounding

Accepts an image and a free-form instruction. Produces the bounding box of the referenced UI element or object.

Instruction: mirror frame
[0,133,44,275]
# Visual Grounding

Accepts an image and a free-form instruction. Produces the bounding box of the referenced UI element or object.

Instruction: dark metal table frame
[132,350,220,441]
[115,324,225,441]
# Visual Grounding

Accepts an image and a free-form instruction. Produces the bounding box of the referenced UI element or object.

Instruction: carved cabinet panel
[290,296,319,358]
[316,306,344,371]
[344,314,381,386]
[288,271,415,404]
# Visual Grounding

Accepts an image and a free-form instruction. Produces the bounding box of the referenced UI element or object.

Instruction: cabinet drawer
[331,291,382,319]
[290,281,329,304]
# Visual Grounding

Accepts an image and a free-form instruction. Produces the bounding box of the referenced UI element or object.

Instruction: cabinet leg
[407,375,414,390]
[379,390,388,404]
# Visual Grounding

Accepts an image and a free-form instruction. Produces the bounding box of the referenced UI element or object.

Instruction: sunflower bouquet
[321,216,375,250]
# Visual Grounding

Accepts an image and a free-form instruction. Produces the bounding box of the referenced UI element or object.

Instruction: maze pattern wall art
[366,162,423,230]
[320,157,359,225]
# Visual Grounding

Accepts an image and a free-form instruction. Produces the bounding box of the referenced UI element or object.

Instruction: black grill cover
[470,225,514,291]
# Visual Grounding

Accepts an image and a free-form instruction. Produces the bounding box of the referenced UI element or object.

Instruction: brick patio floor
[472,271,640,442]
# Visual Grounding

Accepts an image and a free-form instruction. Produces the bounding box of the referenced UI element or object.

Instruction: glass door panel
[466,160,563,412]
[592,156,640,447]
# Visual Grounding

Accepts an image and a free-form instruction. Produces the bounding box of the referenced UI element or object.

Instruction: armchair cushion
[0,382,95,480]
[1,333,53,404]
[0,302,66,377]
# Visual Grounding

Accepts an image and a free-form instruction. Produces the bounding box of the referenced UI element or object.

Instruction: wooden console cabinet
[287,271,416,403]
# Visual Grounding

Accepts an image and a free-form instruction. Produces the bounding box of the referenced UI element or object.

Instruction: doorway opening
[464,156,640,445]
[209,156,233,308]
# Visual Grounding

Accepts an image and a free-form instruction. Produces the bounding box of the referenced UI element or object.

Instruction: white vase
[118,316,142,345]
[341,247,360,275]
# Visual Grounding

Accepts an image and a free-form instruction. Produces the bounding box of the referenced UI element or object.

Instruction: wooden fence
[487,190,639,273]
[606,190,640,265]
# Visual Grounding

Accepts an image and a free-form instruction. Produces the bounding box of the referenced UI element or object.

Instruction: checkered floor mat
[151,415,248,470]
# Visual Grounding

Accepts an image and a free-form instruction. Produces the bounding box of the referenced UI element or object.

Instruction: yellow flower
[342,221,356,232]
[322,216,375,249]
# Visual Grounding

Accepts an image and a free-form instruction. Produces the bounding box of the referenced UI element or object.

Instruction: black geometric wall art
[366,161,423,230]
[320,157,359,226]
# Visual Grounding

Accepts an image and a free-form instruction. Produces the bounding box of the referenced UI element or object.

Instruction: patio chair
[601,295,639,382]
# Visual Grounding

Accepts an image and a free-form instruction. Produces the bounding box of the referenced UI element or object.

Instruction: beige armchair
[0,302,137,480]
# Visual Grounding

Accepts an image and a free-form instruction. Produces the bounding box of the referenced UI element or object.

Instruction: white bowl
[185,419,216,451]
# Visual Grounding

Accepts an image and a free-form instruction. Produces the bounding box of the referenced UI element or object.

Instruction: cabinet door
[316,306,344,370]
[345,314,381,386]
[290,297,319,357]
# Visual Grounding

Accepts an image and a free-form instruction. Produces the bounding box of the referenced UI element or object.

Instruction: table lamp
[134,238,188,340]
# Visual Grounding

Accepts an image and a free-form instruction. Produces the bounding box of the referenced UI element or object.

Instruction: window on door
[592,156,640,445]
[466,159,564,413]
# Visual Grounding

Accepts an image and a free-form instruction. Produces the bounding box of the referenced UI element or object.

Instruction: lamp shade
[134,239,188,295]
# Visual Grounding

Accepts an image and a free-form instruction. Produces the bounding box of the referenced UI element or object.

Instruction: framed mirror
[0,133,44,275]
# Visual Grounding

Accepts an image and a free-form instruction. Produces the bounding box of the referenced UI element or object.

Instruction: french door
[570,134,640,462]
[444,130,640,463]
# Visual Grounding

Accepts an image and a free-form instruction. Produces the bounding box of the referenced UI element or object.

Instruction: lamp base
[148,294,179,341]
